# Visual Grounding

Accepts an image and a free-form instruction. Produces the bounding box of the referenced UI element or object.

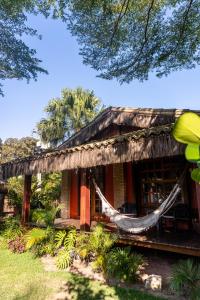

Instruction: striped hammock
[92,178,182,234]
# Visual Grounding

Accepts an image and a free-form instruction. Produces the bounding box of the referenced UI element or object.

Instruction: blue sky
[1,14,200,141]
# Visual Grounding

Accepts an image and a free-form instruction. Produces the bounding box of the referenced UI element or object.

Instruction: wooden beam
[60,170,70,218]
[124,162,136,203]
[21,174,32,224]
[105,165,114,206]
[195,182,200,222]
[70,170,79,218]
[118,236,200,257]
[80,169,90,231]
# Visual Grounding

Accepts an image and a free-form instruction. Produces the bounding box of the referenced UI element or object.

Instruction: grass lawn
[0,241,166,300]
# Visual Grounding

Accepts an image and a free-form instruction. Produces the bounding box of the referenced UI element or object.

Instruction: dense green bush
[31,173,61,209]
[75,224,118,272]
[6,173,61,216]
[25,227,57,257]
[170,259,200,300]
[31,206,60,226]
[2,216,24,240]
[105,247,144,282]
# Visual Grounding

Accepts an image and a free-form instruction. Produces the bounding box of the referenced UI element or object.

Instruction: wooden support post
[105,165,114,206]
[195,183,200,222]
[124,162,136,203]
[70,170,79,218]
[60,170,70,218]
[21,174,32,224]
[80,169,90,231]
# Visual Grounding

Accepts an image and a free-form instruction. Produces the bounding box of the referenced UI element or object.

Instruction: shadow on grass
[60,275,165,300]
[13,284,49,300]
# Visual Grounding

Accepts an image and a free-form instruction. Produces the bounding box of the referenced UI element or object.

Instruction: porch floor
[54,218,200,257]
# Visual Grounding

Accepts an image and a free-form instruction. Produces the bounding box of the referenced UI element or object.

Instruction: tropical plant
[31,172,61,209]
[105,247,144,282]
[25,228,47,250]
[31,206,60,227]
[29,227,57,257]
[36,87,104,146]
[55,228,77,269]
[2,216,24,240]
[8,236,25,254]
[55,230,67,248]
[56,248,72,269]
[173,112,200,183]
[76,223,118,271]
[170,259,200,300]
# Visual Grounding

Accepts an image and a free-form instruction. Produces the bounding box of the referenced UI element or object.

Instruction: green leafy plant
[55,230,67,248]
[173,112,200,183]
[105,247,144,282]
[25,228,47,250]
[2,216,24,240]
[76,224,118,272]
[30,227,57,257]
[170,259,200,300]
[56,249,72,269]
[56,228,77,269]
[31,206,61,227]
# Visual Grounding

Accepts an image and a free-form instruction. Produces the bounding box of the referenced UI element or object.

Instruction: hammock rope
[92,171,186,234]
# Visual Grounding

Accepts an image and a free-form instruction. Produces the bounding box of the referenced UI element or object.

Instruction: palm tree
[37,87,104,147]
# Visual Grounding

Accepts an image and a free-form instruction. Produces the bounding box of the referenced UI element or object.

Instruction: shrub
[2,216,24,240]
[30,227,57,257]
[8,236,25,254]
[76,223,118,272]
[31,206,60,227]
[170,259,200,300]
[105,247,144,282]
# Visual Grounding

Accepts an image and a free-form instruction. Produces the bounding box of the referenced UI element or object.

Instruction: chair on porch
[160,203,192,232]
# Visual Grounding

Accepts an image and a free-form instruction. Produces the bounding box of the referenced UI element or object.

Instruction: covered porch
[1,123,200,256]
[53,218,200,257]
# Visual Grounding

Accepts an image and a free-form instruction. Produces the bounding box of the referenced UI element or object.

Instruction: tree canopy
[1,0,200,93]
[0,136,37,163]
[65,0,200,83]
[36,87,104,146]
[0,0,47,96]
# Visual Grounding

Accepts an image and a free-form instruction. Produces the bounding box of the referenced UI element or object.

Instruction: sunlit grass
[0,242,165,300]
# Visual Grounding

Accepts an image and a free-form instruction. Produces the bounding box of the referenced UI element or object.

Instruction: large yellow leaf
[173,112,200,144]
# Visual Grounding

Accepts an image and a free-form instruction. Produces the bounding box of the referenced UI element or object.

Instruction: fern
[170,259,200,300]
[25,228,47,250]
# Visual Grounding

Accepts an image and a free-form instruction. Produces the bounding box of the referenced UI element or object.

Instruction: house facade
[1,107,200,254]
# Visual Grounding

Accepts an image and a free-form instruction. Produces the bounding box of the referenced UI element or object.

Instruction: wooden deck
[54,218,200,257]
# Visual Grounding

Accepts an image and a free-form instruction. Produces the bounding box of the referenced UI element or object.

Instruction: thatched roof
[0,124,184,180]
[59,107,199,149]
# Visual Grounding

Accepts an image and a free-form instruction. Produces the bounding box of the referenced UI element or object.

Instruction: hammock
[92,175,184,234]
